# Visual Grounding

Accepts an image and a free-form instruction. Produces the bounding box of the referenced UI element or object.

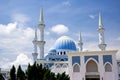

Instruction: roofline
[67,50,118,55]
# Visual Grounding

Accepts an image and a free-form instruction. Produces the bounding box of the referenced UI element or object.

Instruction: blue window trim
[72,56,80,65]
[103,55,112,64]
[84,55,99,63]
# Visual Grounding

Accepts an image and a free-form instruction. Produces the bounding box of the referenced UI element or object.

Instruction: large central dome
[54,36,77,51]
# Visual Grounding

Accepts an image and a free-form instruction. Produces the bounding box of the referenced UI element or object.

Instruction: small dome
[48,48,56,55]
[54,36,77,51]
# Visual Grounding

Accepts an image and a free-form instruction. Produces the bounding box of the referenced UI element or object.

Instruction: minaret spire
[99,12,103,28]
[32,27,38,62]
[39,7,44,24]
[78,32,83,52]
[98,12,107,51]
[37,7,45,59]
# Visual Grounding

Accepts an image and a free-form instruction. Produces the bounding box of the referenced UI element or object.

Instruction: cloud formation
[12,13,30,24]
[0,22,34,69]
[51,24,69,34]
[89,14,96,19]
[0,53,32,69]
[62,1,71,6]
[0,22,34,54]
[116,37,120,41]
[12,53,33,66]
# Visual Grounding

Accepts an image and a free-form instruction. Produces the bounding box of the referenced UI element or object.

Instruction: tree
[0,73,4,80]
[10,63,70,80]
[26,63,32,80]
[10,65,16,80]
[56,72,70,80]
[17,65,25,80]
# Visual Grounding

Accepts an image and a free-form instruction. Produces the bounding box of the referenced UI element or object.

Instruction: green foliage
[10,65,16,80]
[10,63,70,80]
[0,73,4,80]
[17,65,25,80]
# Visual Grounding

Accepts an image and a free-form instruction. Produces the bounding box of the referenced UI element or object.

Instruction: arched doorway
[85,59,100,80]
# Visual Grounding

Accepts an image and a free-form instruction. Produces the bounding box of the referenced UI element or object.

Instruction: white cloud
[83,41,99,51]
[11,13,31,28]
[89,14,95,19]
[82,32,96,38]
[62,1,71,6]
[0,58,12,69]
[45,38,56,53]
[12,13,30,24]
[0,22,35,69]
[0,54,33,69]
[0,22,17,35]
[51,24,69,34]
[115,37,120,41]
[0,22,34,54]
[12,53,33,66]
[45,31,50,35]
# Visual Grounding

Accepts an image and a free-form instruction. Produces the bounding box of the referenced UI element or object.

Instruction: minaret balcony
[32,40,38,44]
[38,23,45,29]
[98,27,105,32]
[98,44,107,51]
[37,41,45,45]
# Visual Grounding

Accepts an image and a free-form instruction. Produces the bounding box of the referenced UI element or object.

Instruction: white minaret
[98,12,107,51]
[32,28,38,62]
[37,8,45,59]
[78,32,83,52]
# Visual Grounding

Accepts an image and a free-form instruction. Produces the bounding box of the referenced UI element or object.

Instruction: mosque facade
[32,8,119,80]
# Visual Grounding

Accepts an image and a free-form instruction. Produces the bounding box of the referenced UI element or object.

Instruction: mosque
[32,8,119,80]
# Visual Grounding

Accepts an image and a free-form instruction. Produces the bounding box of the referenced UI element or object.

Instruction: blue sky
[0,0,120,69]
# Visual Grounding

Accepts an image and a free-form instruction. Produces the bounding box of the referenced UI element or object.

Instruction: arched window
[61,59,64,61]
[86,60,98,72]
[56,64,61,68]
[62,64,67,68]
[52,59,55,61]
[60,52,62,55]
[118,63,120,67]
[73,64,80,72]
[105,63,112,72]
[64,51,66,55]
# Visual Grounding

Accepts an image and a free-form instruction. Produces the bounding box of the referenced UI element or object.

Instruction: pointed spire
[99,12,103,28]
[32,27,38,62]
[79,32,82,42]
[78,32,83,52]
[98,12,107,51]
[39,7,44,24]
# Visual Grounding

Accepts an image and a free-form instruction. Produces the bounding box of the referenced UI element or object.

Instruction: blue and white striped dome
[54,36,77,51]
[48,48,56,53]
[48,48,56,55]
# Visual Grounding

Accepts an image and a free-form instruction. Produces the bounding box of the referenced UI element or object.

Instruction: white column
[99,54,104,80]
[98,12,107,51]
[112,54,119,80]
[37,8,45,59]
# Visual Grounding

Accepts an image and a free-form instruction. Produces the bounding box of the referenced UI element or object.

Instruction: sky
[0,0,120,70]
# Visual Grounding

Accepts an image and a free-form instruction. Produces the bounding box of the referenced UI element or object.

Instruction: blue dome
[54,36,77,51]
[48,48,56,53]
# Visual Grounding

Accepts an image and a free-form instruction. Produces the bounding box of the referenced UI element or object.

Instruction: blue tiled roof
[48,48,56,53]
[54,36,77,51]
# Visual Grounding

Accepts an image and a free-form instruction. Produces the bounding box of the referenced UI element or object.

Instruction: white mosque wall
[103,72,114,80]
[67,50,118,80]
[117,60,120,79]
[36,50,119,80]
